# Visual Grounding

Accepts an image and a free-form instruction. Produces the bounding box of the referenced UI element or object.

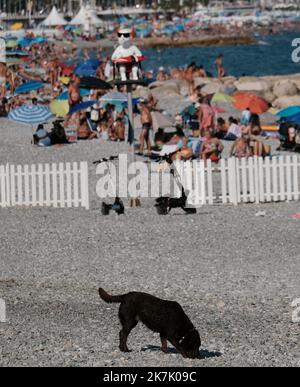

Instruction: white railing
[0,162,89,210]
[175,155,300,207]
[174,159,215,206]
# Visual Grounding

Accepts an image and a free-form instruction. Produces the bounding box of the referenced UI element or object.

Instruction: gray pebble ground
[0,121,299,367]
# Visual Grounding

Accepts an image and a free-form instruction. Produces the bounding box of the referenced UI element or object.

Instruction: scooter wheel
[101,203,110,216]
[156,203,168,215]
[183,207,197,215]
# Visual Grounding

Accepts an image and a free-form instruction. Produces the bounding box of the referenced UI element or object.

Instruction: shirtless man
[139,100,152,155]
[66,76,81,125]
[68,76,81,107]
[0,62,9,99]
[48,59,59,90]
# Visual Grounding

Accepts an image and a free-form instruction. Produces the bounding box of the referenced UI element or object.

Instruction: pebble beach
[0,120,299,367]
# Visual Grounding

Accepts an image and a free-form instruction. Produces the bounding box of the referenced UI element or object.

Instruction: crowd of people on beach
[0,34,273,163]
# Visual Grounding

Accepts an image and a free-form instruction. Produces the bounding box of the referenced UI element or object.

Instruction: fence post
[0,165,6,207]
[5,164,11,207]
[228,157,238,205]
[293,155,299,201]
[80,161,89,210]
[220,158,227,204]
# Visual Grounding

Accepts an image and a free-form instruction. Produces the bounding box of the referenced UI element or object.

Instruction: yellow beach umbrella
[50,100,69,118]
[211,92,233,104]
[11,22,23,31]
[59,76,70,86]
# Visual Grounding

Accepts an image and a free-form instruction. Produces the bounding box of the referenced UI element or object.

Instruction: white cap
[159,66,165,72]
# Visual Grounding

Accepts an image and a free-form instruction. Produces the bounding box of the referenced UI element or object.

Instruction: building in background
[0,1,300,15]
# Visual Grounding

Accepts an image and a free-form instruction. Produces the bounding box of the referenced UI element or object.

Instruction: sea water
[142,31,300,77]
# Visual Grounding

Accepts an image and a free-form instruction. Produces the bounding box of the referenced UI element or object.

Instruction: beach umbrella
[50,100,69,118]
[281,112,300,125]
[6,39,18,49]
[180,104,197,116]
[74,59,100,77]
[74,66,97,77]
[6,58,24,66]
[134,112,174,132]
[15,81,44,95]
[9,105,54,125]
[69,100,98,115]
[212,105,227,114]
[276,106,300,118]
[59,76,71,85]
[56,88,90,100]
[211,92,232,104]
[11,22,23,31]
[79,76,112,90]
[232,92,269,115]
[100,91,128,103]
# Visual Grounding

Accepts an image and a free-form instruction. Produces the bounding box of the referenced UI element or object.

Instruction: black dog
[99,288,201,359]
[155,188,197,215]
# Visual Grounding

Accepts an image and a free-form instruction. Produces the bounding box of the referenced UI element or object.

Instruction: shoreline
[136,35,256,49]
[55,34,256,50]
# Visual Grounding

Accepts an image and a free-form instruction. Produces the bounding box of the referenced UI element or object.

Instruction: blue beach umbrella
[9,105,54,125]
[57,88,90,100]
[281,112,300,125]
[277,106,300,118]
[15,81,44,95]
[100,91,140,107]
[69,100,97,115]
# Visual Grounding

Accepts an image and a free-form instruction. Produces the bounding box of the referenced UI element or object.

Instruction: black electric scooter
[155,151,197,215]
[93,156,125,216]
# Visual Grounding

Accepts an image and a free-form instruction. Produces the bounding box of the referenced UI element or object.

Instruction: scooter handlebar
[93,156,119,165]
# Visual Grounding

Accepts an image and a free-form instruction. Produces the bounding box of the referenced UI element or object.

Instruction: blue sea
[141,31,300,77]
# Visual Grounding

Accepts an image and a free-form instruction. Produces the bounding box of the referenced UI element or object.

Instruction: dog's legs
[119,321,137,353]
[160,335,168,354]
[119,305,138,353]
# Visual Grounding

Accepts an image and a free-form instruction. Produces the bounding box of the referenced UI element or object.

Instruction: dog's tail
[99,288,126,304]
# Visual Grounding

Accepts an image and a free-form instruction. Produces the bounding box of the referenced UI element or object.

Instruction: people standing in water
[215,54,226,80]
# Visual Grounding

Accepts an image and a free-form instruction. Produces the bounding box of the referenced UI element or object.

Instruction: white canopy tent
[70,5,104,27]
[40,6,67,27]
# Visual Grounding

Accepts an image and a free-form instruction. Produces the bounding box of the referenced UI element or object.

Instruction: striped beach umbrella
[9,105,54,125]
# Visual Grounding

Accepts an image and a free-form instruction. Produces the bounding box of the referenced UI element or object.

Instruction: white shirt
[228,123,242,138]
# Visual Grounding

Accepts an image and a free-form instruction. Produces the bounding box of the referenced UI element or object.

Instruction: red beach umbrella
[233,92,269,115]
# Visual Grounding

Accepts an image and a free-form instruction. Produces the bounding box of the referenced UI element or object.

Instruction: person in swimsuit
[139,100,153,155]
[0,62,9,99]
[230,135,252,159]
[198,97,215,136]
[215,54,226,80]
[201,130,224,165]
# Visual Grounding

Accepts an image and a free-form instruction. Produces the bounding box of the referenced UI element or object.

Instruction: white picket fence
[174,155,300,206]
[0,162,89,209]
